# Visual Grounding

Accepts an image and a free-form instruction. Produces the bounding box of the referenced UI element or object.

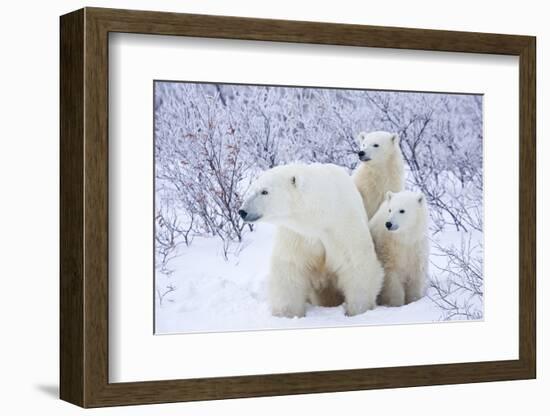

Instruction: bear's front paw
[271,305,306,319]
[344,300,374,317]
[379,293,405,307]
[378,287,405,307]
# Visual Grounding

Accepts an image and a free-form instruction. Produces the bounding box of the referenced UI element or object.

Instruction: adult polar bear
[239,163,384,318]
[353,131,405,220]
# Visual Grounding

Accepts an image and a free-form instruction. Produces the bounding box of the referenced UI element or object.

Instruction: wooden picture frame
[60,7,536,408]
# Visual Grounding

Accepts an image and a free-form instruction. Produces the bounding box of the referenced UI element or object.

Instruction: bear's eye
[261,190,269,195]
[399,209,405,214]
[388,209,391,213]
[373,144,379,148]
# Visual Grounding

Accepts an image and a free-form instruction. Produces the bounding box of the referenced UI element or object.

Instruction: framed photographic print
[60,7,536,408]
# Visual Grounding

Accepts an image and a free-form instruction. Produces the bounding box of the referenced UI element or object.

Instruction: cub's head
[356,131,400,164]
[383,190,427,234]
[238,165,303,225]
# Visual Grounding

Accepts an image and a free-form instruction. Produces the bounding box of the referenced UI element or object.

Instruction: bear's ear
[386,191,393,201]
[391,133,400,145]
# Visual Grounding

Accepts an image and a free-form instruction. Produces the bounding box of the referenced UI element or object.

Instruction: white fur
[240,163,384,318]
[353,131,405,219]
[370,190,429,306]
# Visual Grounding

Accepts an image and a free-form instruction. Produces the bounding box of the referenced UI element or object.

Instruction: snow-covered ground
[155,223,480,334]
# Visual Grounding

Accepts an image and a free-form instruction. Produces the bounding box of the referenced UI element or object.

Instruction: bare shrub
[428,236,483,320]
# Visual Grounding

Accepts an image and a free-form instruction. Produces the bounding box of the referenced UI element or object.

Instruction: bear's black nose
[238,209,248,219]
[385,221,392,230]
[357,151,365,158]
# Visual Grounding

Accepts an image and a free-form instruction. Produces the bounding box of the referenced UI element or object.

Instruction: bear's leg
[268,262,309,318]
[379,272,405,307]
[405,274,426,304]
[338,265,379,316]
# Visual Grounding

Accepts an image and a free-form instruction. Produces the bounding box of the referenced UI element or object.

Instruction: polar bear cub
[239,163,384,318]
[370,190,429,306]
[353,131,405,220]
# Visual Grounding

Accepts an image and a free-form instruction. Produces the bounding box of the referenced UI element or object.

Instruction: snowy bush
[155,198,186,276]
[429,236,484,320]
[155,83,252,260]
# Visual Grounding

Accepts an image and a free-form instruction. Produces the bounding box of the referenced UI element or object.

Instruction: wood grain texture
[59,8,84,407]
[518,38,536,376]
[87,7,532,54]
[59,7,537,408]
[83,9,110,406]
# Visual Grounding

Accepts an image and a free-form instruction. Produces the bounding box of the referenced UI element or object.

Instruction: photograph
[153,81,484,334]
